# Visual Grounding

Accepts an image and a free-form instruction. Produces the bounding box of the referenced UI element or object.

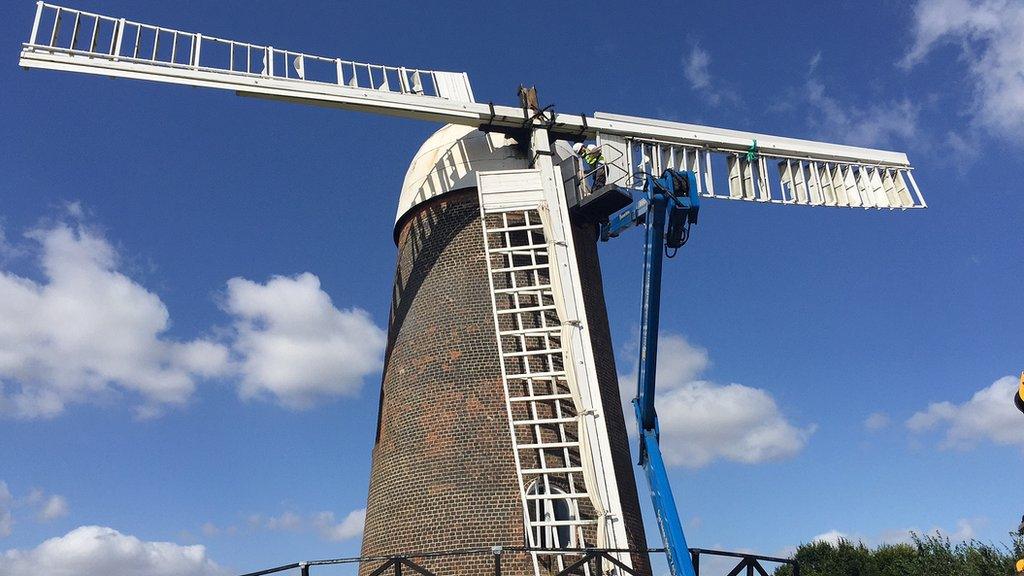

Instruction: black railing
[238,546,798,576]
[690,548,799,576]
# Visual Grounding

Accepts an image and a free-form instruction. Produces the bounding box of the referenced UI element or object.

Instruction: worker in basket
[574,142,607,190]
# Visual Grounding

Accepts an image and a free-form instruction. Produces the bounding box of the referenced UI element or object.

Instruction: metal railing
[24,2,475,102]
[560,145,630,208]
[236,546,798,576]
[690,548,799,576]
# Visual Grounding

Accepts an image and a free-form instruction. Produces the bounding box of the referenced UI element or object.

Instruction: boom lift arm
[597,170,700,576]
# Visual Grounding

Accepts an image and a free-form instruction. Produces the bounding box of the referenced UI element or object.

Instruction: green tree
[771,532,1024,576]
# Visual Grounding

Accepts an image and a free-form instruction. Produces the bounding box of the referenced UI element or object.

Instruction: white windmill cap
[396,124,529,235]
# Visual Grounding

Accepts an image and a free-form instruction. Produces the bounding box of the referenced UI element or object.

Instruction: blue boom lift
[580,169,700,576]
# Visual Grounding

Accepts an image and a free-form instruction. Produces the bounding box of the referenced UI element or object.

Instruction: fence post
[492,546,502,576]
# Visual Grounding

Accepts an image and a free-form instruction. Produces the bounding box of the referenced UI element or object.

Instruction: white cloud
[944,131,981,166]
[656,381,815,467]
[683,45,711,89]
[0,226,15,260]
[245,514,262,529]
[0,525,226,576]
[811,530,852,546]
[24,489,43,506]
[224,273,386,409]
[37,495,68,522]
[0,485,72,534]
[263,511,302,532]
[655,334,710,384]
[803,517,986,548]
[313,508,366,541]
[618,333,709,414]
[0,213,387,417]
[803,79,919,148]
[907,375,1024,448]
[64,201,85,219]
[864,411,891,431]
[620,333,813,468]
[0,482,11,538]
[23,489,68,523]
[902,0,1024,140]
[889,517,986,544]
[681,45,737,107]
[808,51,823,75]
[949,517,980,541]
[0,223,230,419]
[250,508,365,541]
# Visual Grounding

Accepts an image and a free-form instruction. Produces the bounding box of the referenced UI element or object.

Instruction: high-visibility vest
[582,147,603,166]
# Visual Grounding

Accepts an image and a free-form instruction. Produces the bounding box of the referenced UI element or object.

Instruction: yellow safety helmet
[1016,371,1024,415]
[1015,557,1024,574]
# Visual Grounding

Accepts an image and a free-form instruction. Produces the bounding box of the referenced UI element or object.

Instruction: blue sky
[1,1,1022,575]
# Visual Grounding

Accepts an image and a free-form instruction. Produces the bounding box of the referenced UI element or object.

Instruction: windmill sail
[20,2,477,119]
[595,113,925,210]
[21,2,924,212]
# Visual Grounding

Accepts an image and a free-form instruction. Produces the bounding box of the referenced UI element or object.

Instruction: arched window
[525,481,576,549]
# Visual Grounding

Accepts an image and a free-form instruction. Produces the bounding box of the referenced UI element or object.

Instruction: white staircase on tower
[477,156,631,575]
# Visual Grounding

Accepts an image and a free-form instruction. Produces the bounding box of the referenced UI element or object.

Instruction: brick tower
[360,125,650,575]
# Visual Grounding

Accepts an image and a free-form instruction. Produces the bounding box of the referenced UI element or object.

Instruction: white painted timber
[477,170,546,212]
[630,139,925,210]
[477,138,633,574]
[20,3,926,210]
[397,124,530,226]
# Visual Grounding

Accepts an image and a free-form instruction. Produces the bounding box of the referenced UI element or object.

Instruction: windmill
[17,4,926,576]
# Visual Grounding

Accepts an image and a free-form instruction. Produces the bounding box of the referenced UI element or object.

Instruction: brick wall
[362,190,528,576]
[361,190,651,576]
